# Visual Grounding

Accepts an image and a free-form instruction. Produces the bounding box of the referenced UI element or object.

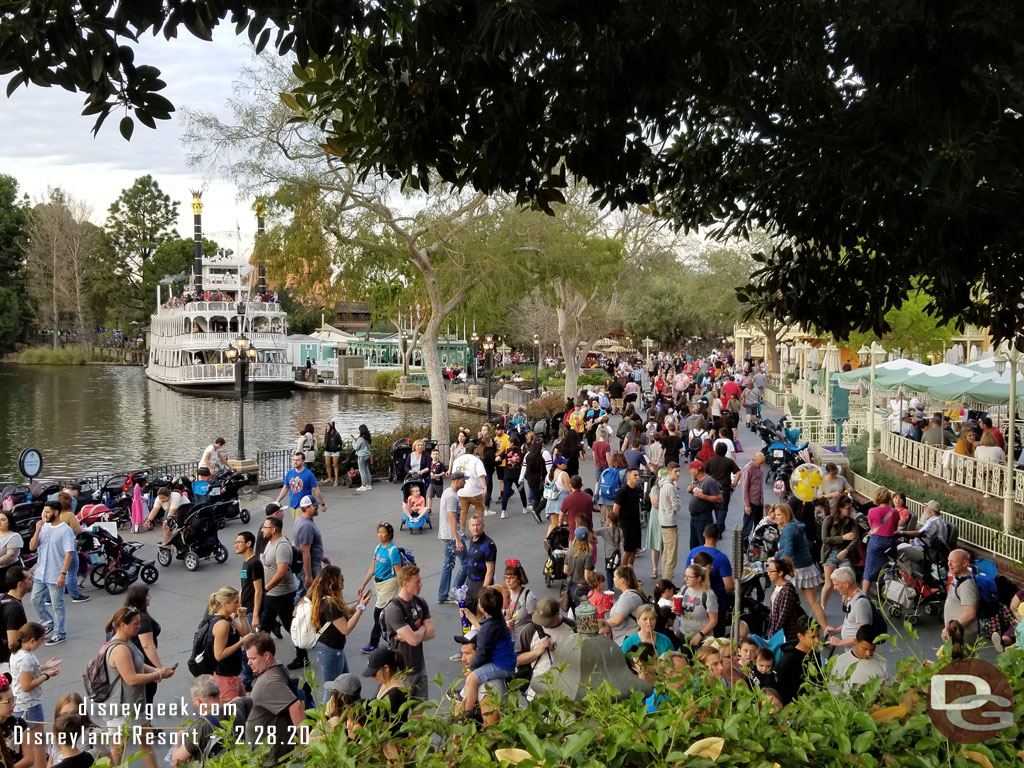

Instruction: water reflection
[0,365,433,480]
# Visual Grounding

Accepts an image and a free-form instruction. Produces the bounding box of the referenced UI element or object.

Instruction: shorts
[428,484,443,500]
[472,662,515,685]
[15,703,44,727]
[324,451,340,458]
[823,548,850,567]
[745,405,759,416]
[611,398,623,410]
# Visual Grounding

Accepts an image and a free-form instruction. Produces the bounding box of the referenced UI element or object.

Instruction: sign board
[830,384,850,420]
[18,448,43,480]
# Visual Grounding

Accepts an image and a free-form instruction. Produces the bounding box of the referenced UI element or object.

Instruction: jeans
[689,514,712,551]
[312,643,350,703]
[500,477,527,512]
[439,538,466,600]
[357,455,372,486]
[714,489,731,534]
[33,581,65,636]
[66,551,83,598]
[484,470,494,508]
[741,503,763,547]
[453,536,469,590]
[526,478,546,515]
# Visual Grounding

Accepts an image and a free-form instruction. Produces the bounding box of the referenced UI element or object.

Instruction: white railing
[158,301,285,316]
[147,362,292,383]
[153,332,286,347]
[850,471,1024,564]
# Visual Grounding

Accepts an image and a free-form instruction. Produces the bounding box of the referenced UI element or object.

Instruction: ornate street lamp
[483,333,495,422]
[993,351,1019,534]
[471,331,479,382]
[224,333,258,460]
[533,333,540,399]
[401,332,409,377]
[857,342,887,472]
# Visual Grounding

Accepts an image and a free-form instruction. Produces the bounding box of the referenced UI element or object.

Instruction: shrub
[19,346,90,365]
[374,370,403,392]
[525,393,562,423]
[577,372,609,387]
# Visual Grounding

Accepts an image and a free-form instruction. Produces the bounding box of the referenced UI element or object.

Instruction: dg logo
[928,658,1014,743]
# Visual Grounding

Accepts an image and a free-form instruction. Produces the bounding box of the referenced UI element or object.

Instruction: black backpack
[187,615,219,677]
[854,594,888,638]
[378,595,427,649]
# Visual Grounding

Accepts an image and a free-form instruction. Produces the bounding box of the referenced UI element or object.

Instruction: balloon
[790,462,825,502]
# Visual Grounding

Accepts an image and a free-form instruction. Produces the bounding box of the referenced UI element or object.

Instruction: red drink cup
[673,595,683,614]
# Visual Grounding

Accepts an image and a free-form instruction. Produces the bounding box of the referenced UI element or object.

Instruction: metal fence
[850,470,1024,563]
[47,460,201,491]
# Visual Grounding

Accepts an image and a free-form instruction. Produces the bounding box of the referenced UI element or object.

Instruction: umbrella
[529,633,653,702]
[835,359,928,390]
[130,483,146,532]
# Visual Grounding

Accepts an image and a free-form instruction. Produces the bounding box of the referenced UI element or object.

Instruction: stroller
[399,475,432,533]
[390,439,412,483]
[746,516,780,564]
[79,527,159,595]
[543,524,570,587]
[738,563,771,636]
[156,504,229,571]
[877,519,958,624]
[199,468,255,528]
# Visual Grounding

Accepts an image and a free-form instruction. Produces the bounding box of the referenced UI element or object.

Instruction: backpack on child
[597,467,622,502]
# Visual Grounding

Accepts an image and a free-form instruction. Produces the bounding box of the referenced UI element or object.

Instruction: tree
[8,2,1024,346]
[104,175,179,323]
[0,175,29,348]
[836,290,954,360]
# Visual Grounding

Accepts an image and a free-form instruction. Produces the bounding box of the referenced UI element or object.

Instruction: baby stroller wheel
[400,519,407,531]
[906,613,920,626]
[90,564,108,588]
[141,564,159,584]
[240,508,251,524]
[157,548,172,567]
[213,543,229,563]
[184,552,200,571]
[105,569,131,595]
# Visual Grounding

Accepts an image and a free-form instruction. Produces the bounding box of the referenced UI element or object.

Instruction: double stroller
[79,526,159,595]
[878,519,959,624]
[156,504,229,571]
[399,475,432,533]
[543,524,570,587]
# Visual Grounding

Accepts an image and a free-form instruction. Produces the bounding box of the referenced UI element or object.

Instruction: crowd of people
[1,351,1022,768]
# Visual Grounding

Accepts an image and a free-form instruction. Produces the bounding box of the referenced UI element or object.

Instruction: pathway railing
[850,471,1024,563]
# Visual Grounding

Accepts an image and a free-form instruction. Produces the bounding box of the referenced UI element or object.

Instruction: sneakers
[270,625,283,639]
[71,595,91,603]
[286,657,307,670]
[532,507,544,524]
[992,631,1004,654]
[361,643,376,654]
[45,634,66,646]
[42,622,53,634]
[522,506,531,515]
[484,509,497,517]
[500,511,509,519]
[437,597,449,605]
[356,485,369,492]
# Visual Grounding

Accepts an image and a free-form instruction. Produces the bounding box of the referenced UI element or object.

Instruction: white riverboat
[145,195,292,395]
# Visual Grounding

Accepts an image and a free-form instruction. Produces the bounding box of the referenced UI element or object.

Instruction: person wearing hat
[323,673,365,736]
[295,496,328,590]
[513,598,572,701]
[438,472,467,604]
[564,526,594,609]
[686,460,722,550]
[361,647,409,732]
[452,630,502,724]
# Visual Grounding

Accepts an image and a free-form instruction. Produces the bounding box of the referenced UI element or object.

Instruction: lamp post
[993,351,1018,534]
[471,331,479,382]
[533,333,540,399]
[643,336,653,364]
[401,332,409,377]
[483,334,495,423]
[224,334,258,460]
[858,342,886,472]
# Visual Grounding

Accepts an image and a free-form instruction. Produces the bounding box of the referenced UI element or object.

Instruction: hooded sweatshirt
[658,473,680,528]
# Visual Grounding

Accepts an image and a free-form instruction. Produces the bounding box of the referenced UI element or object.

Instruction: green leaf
[119,115,134,141]
[853,731,873,754]
[561,730,594,761]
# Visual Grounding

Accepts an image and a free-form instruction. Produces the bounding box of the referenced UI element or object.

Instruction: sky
[0,32,260,257]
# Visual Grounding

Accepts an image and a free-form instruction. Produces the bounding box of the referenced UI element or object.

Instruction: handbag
[558,582,571,613]
[543,473,563,500]
[605,548,621,572]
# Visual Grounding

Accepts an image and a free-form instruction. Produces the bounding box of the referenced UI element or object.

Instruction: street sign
[18,448,43,479]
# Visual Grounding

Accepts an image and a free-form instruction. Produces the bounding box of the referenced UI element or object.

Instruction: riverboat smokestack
[191,191,204,294]
[255,198,267,293]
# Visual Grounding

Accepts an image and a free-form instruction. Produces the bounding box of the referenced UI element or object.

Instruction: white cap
[299,495,316,508]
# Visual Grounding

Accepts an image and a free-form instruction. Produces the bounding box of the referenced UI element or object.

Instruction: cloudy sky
[0,33,260,256]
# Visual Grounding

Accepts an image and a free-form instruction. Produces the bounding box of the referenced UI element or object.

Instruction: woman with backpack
[307,566,372,703]
[596,452,628,526]
[356,523,403,655]
[678,563,719,649]
[688,418,711,462]
[296,423,317,471]
[208,586,253,703]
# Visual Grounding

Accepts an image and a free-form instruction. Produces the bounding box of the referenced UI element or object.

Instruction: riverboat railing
[147,362,292,383]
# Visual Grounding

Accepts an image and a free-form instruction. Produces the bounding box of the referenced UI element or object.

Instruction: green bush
[374,370,403,392]
[207,641,1024,768]
[19,345,91,365]
[577,372,609,387]
[525,393,563,423]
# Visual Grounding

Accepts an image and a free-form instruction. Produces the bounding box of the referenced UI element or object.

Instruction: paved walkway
[36,409,953,741]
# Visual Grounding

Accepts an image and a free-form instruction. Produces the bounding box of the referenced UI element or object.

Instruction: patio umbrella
[529,634,653,702]
[835,359,928,390]
[130,483,146,533]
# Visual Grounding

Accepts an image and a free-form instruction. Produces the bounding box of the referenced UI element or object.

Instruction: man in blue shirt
[274,452,327,520]
[28,501,76,645]
[293,496,328,590]
[686,524,735,625]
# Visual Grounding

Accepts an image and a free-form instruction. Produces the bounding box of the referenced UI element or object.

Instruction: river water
[0,364,436,482]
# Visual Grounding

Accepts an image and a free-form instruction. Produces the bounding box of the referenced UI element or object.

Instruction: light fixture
[993,354,1008,376]
[858,345,870,365]
[245,347,257,359]
[533,333,539,345]
[235,336,250,350]
[225,347,238,360]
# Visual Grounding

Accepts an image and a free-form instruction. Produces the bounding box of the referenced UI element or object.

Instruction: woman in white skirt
[644,469,664,579]
[771,503,828,633]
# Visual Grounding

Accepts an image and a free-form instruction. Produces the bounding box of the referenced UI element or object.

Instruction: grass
[19,346,92,364]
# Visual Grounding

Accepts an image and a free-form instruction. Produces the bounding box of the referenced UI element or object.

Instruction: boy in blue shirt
[274,451,326,520]
[461,586,515,712]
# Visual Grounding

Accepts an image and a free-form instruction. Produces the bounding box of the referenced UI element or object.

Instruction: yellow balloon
[791,463,825,502]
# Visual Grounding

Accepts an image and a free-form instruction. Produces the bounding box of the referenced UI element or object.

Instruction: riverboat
[145,195,292,396]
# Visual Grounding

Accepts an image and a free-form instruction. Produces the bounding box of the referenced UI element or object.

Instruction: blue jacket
[775,521,814,569]
[470,616,517,671]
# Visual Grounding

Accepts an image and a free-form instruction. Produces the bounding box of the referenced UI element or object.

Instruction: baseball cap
[263,502,281,516]
[362,647,401,677]
[299,495,316,508]
[451,471,467,480]
[574,526,588,541]
[324,673,361,696]
[453,629,479,645]
[532,598,561,628]
[553,456,569,465]
[689,460,705,471]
